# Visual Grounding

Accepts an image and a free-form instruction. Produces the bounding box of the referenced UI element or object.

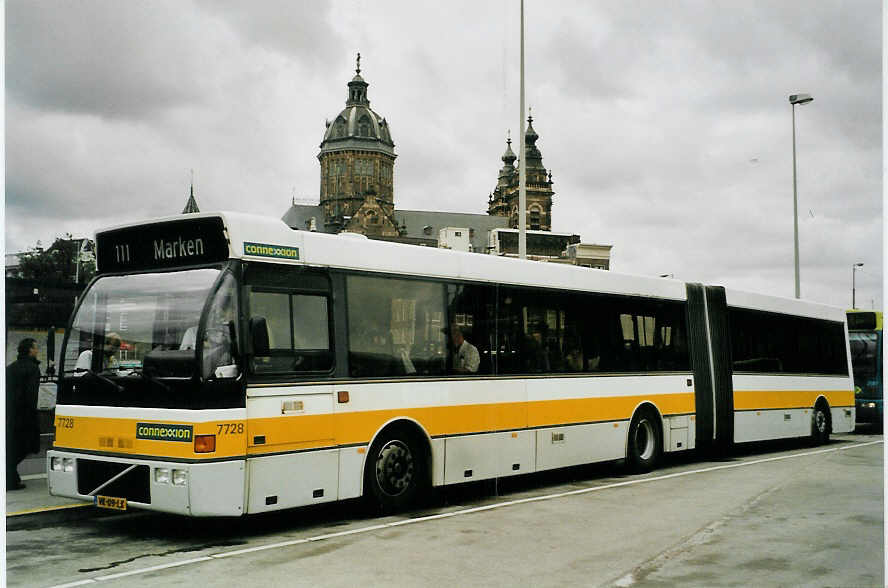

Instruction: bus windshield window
[850,332,880,397]
[62,269,221,376]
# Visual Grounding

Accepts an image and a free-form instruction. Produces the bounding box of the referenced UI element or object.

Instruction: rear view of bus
[848,310,883,430]
[47,216,248,516]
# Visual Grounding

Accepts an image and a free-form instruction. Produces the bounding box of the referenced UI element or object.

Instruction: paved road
[6,432,883,588]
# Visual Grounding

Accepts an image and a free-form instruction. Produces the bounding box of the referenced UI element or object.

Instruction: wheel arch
[625,401,665,457]
[813,395,833,433]
[361,417,433,497]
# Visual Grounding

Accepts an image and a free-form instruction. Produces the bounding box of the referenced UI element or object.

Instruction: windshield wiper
[73,368,124,393]
[130,369,173,393]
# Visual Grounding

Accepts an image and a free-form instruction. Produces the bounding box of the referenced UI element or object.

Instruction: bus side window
[447,283,494,375]
[346,275,447,378]
[248,291,333,374]
[291,295,332,371]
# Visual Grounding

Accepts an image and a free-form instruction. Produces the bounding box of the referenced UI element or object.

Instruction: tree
[17,234,96,285]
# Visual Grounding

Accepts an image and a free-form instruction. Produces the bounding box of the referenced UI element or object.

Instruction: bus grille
[77,459,151,504]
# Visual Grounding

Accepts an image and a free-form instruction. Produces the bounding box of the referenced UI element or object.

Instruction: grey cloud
[5,2,220,118]
[197,0,344,70]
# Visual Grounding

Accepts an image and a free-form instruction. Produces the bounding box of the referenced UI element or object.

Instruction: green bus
[848,310,883,430]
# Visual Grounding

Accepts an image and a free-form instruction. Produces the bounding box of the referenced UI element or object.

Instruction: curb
[6,502,100,531]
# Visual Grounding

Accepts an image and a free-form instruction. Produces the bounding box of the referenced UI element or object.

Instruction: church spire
[487,116,554,231]
[501,132,517,166]
[347,52,369,106]
[523,113,545,172]
[182,171,200,214]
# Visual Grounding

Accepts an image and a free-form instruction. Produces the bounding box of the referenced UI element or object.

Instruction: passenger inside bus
[75,332,122,372]
[449,325,480,373]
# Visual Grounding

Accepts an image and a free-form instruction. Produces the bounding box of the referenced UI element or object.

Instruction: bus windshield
[849,331,881,398]
[62,269,221,376]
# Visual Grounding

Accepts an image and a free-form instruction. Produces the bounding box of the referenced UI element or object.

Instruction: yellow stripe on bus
[246,393,696,452]
[733,389,853,411]
[54,390,850,458]
[53,417,247,459]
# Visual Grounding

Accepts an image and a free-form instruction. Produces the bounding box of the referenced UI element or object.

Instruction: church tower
[487,114,555,231]
[318,55,399,237]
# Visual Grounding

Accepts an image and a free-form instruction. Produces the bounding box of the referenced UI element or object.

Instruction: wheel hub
[635,419,655,461]
[815,410,827,433]
[375,440,414,497]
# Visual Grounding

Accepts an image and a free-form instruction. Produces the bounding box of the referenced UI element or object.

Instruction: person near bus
[450,325,480,373]
[6,338,41,490]
[75,332,121,372]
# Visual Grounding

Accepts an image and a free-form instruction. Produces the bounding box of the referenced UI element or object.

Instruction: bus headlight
[172,469,188,486]
[866,402,877,408]
[63,458,75,472]
[51,457,62,471]
[154,468,171,484]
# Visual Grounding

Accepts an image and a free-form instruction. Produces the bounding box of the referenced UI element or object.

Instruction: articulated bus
[48,212,855,516]
[847,310,883,429]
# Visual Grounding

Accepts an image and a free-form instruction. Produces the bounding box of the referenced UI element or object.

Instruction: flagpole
[518,0,527,259]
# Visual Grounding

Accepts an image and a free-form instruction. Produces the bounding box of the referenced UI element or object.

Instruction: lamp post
[852,262,864,309]
[789,93,813,299]
[518,0,526,259]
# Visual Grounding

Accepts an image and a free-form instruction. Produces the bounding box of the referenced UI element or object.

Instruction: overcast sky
[5,0,882,309]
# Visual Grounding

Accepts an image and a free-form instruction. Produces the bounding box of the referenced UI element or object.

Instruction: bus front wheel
[627,407,662,473]
[365,429,427,512]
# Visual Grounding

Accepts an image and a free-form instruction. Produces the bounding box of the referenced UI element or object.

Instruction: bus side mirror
[250,317,270,356]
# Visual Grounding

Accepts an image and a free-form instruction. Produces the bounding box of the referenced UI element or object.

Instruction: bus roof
[94,211,847,322]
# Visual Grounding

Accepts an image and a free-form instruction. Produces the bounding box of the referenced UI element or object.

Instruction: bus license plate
[95,495,127,511]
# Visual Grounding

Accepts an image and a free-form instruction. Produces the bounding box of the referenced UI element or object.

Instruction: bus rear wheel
[627,407,662,473]
[366,429,427,512]
[811,403,831,445]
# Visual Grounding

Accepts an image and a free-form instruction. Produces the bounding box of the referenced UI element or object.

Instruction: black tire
[365,428,427,512]
[811,402,831,445]
[627,407,662,473]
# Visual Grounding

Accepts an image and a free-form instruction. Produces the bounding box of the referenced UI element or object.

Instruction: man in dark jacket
[7,338,41,490]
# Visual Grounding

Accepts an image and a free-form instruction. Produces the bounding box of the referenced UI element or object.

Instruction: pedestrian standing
[6,338,41,490]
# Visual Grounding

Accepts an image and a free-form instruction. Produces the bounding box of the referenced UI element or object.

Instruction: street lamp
[852,262,864,309]
[789,93,813,299]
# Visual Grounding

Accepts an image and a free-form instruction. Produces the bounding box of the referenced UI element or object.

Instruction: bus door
[243,265,336,452]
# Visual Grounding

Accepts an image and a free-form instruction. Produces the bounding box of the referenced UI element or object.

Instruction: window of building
[358,116,372,137]
[333,118,347,138]
[530,207,542,230]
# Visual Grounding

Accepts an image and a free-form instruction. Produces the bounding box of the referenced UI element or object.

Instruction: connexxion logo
[244,242,300,260]
[136,423,193,443]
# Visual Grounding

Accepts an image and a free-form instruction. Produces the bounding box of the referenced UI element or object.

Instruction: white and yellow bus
[48,212,855,516]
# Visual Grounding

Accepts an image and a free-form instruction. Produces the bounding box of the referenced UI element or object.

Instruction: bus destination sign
[96,217,230,273]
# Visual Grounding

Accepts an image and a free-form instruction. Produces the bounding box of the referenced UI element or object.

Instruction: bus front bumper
[47,450,245,517]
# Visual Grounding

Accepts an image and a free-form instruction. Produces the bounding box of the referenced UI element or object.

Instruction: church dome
[320,56,395,158]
